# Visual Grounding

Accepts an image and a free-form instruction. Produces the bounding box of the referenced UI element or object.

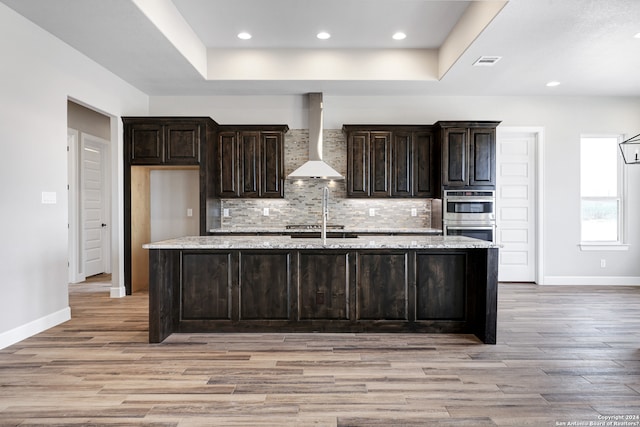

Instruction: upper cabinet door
[347,131,370,197]
[125,119,206,166]
[370,131,391,197]
[239,131,260,197]
[469,127,496,187]
[391,131,412,197]
[344,126,434,198]
[165,123,200,165]
[442,127,469,187]
[260,132,284,198]
[129,123,164,165]
[217,131,239,197]
[413,130,435,197]
[215,126,287,198]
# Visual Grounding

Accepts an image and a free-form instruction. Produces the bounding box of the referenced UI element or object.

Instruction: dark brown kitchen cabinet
[123,116,218,297]
[240,251,292,319]
[416,252,467,320]
[128,123,163,164]
[413,131,437,197]
[149,246,498,344]
[239,131,260,197]
[437,121,499,189]
[356,252,408,320]
[343,125,435,198]
[298,252,350,320]
[216,126,287,198]
[371,131,391,197]
[217,131,239,197]
[260,132,284,197]
[125,118,206,165]
[346,131,369,196]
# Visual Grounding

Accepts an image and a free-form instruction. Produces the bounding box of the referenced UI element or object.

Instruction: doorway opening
[130,166,200,293]
[67,100,113,287]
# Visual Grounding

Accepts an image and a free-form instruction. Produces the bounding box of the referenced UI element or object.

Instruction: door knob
[101,223,107,228]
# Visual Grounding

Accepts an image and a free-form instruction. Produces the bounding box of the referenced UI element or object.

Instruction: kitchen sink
[289,232,359,239]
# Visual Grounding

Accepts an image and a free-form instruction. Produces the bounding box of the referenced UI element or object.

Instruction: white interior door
[497,130,537,282]
[81,135,109,278]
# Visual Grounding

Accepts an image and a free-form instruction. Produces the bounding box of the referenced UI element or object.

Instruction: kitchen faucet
[322,186,329,245]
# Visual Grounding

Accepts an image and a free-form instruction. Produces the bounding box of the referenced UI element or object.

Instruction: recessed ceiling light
[237,32,252,40]
[634,32,640,39]
[392,32,407,40]
[473,56,502,66]
[317,32,331,40]
[546,81,561,87]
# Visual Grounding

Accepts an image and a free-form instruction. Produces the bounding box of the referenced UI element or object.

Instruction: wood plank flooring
[1,280,639,426]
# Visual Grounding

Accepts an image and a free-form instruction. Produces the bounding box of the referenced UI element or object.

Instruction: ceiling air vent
[473,56,502,66]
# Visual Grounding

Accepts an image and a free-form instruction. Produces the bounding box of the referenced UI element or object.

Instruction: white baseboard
[542,276,640,286]
[110,286,126,298]
[0,307,71,350]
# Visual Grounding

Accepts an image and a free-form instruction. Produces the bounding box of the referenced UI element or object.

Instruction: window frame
[579,134,628,250]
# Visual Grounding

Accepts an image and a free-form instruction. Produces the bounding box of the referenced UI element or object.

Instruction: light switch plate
[223,208,230,217]
[263,207,269,216]
[369,208,375,217]
[187,208,193,217]
[411,208,417,217]
[41,191,57,204]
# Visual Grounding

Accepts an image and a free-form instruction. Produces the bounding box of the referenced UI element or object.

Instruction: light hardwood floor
[0,280,639,426]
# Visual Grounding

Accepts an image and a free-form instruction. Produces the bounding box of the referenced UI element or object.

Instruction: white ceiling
[2,0,640,96]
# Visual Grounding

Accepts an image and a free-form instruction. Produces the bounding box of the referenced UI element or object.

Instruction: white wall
[150,169,199,242]
[150,95,640,285]
[0,4,148,349]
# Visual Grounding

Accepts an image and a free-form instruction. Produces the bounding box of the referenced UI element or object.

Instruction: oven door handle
[446,226,494,230]
[446,198,495,203]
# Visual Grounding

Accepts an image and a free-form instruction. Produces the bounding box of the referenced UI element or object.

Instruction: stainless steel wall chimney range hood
[287,93,344,180]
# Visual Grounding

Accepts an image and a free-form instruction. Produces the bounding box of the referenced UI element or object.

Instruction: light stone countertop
[143,235,498,250]
[208,227,442,234]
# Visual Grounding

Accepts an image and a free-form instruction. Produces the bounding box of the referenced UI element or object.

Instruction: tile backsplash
[211,129,434,230]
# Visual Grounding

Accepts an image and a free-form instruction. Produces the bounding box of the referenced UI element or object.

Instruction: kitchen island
[144,235,498,344]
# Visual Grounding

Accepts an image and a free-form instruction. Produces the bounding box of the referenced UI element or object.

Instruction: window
[580,135,624,244]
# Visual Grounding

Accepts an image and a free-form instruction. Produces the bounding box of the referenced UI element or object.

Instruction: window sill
[579,243,630,251]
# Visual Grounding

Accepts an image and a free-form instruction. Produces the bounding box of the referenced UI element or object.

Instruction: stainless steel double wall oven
[442,190,496,242]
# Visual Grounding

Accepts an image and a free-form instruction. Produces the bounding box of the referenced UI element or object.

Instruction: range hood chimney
[287,93,344,180]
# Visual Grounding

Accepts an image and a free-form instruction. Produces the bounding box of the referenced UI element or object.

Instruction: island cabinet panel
[148,246,497,344]
[239,252,291,320]
[298,252,350,320]
[415,252,466,320]
[181,252,232,320]
[356,253,408,320]
[149,249,181,343]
